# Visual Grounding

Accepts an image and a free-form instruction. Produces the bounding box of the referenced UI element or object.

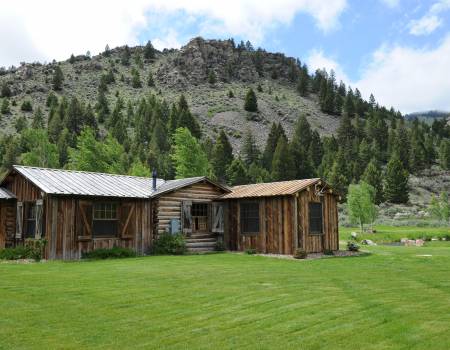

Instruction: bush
[152,232,186,255]
[294,248,307,259]
[245,248,257,255]
[347,241,360,252]
[21,100,33,112]
[82,246,136,260]
[324,249,334,256]
[0,239,47,261]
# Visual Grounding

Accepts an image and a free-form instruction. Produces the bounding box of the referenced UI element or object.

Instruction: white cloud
[409,15,442,35]
[409,0,450,36]
[380,0,400,8]
[152,29,183,51]
[0,0,347,67]
[306,49,350,84]
[308,36,450,113]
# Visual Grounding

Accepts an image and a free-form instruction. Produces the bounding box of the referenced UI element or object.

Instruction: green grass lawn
[340,225,450,243]
[2,245,450,349]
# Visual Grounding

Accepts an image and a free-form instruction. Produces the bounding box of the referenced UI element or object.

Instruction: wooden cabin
[0,166,339,259]
[220,179,339,254]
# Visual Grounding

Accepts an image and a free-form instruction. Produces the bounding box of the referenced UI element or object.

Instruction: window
[93,203,118,237]
[240,202,260,234]
[309,202,323,234]
[25,203,36,238]
[192,202,208,232]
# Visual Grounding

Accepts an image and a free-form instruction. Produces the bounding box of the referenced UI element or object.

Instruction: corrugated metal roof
[12,165,165,198]
[150,176,230,197]
[221,178,321,199]
[0,187,15,200]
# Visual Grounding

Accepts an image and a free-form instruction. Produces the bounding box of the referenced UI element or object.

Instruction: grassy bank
[1,245,450,349]
[340,225,450,243]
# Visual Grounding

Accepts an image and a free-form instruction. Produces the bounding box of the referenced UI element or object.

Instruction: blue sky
[2,0,450,113]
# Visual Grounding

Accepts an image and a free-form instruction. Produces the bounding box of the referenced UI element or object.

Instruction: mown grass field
[2,240,450,350]
[340,225,450,243]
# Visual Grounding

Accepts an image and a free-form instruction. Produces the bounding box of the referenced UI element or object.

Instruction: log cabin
[0,165,339,259]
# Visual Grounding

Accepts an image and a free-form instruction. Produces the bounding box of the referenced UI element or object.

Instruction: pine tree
[1,83,11,98]
[147,72,155,87]
[290,114,314,178]
[440,139,450,170]
[143,41,156,60]
[52,65,64,91]
[262,122,285,171]
[271,137,295,181]
[131,68,142,88]
[242,130,260,166]
[32,106,45,129]
[65,97,83,135]
[327,149,351,199]
[96,89,109,123]
[121,45,131,66]
[211,130,234,181]
[226,158,248,185]
[208,70,217,85]
[384,153,409,203]
[244,88,258,112]
[362,159,384,204]
[1,98,10,114]
[393,119,410,170]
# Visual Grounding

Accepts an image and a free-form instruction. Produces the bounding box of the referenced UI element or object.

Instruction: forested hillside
[0,37,449,207]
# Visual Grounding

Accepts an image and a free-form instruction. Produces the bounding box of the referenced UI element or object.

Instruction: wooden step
[186,241,216,248]
[188,246,217,253]
[186,238,216,243]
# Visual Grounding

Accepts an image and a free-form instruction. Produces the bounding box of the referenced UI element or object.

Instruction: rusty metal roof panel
[221,178,321,199]
[12,165,165,198]
[0,187,16,199]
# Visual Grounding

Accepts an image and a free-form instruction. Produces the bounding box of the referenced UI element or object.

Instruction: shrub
[245,248,257,255]
[21,100,33,112]
[0,239,47,261]
[294,248,307,259]
[324,249,334,256]
[347,241,360,252]
[152,232,187,255]
[82,246,136,260]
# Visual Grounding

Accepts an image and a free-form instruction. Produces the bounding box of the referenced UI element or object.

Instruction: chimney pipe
[152,169,157,191]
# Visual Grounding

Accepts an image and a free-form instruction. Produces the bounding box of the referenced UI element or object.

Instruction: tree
[241,130,260,166]
[131,68,142,88]
[121,45,131,66]
[147,72,155,87]
[20,129,59,168]
[428,192,450,223]
[226,158,248,185]
[143,40,156,59]
[52,65,64,91]
[290,114,314,179]
[384,153,409,204]
[211,130,234,181]
[32,107,45,129]
[271,137,295,181]
[262,122,285,171]
[1,83,11,98]
[439,139,450,170]
[171,127,209,179]
[244,88,258,112]
[95,89,109,123]
[347,181,378,233]
[68,128,125,174]
[1,98,10,114]
[208,70,217,85]
[21,100,33,112]
[361,159,384,204]
[129,159,152,177]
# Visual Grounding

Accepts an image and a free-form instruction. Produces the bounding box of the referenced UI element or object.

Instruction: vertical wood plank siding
[154,182,226,235]
[0,201,15,248]
[226,190,339,254]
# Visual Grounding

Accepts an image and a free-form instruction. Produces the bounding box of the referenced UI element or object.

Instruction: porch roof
[0,187,16,200]
[221,178,323,199]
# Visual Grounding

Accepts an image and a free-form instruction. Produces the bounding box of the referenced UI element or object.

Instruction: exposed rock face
[156,37,298,88]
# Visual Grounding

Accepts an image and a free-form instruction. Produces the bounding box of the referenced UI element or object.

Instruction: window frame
[309,201,323,235]
[240,201,260,235]
[92,202,119,238]
[24,202,36,239]
[191,202,209,233]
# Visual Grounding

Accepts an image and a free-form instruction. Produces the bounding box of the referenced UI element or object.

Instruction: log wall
[154,181,226,235]
[0,201,16,248]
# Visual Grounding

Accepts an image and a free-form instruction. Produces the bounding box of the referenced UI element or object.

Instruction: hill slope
[0,37,339,151]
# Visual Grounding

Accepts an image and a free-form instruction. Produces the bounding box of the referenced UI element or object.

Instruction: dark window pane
[309,202,323,234]
[240,202,260,234]
[192,203,208,217]
[93,220,118,237]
